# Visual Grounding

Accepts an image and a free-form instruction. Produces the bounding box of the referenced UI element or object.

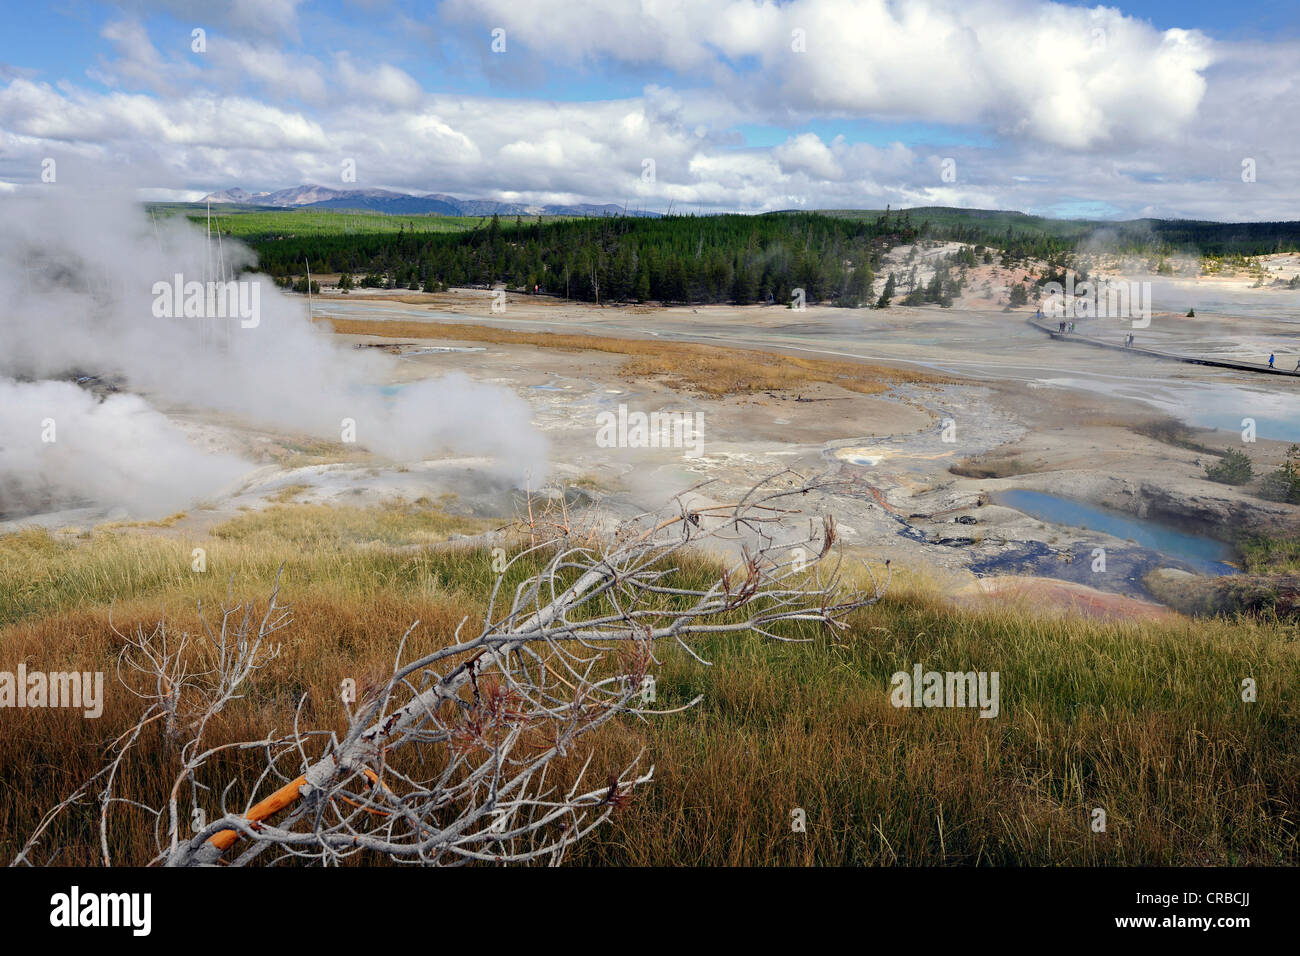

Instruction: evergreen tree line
[242,209,1300,306]
[250,211,924,306]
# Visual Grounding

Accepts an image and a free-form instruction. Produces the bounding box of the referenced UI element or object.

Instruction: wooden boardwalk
[1027,318,1300,377]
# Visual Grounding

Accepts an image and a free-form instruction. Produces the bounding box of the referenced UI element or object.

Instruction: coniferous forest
[249,211,911,305]
[230,206,1300,306]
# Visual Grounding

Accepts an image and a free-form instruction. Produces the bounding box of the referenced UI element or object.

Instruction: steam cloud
[0,186,548,520]
[0,380,250,517]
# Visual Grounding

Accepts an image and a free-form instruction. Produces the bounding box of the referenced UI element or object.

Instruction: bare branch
[15,475,884,867]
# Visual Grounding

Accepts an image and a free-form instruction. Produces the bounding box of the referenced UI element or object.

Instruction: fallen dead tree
[14,473,885,867]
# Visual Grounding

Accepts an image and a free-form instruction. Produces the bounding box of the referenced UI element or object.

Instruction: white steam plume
[0,380,249,518]
[0,185,548,519]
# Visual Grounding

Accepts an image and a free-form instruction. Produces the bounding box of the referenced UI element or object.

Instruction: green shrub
[1204,448,1255,485]
[1258,444,1300,503]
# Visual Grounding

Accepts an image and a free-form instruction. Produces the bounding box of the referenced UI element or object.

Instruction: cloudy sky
[0,0,1297,220]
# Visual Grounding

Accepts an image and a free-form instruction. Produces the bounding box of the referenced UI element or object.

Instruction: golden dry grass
[570,591,1300,866]
[315,317,948,398]
[2,505,1297,866]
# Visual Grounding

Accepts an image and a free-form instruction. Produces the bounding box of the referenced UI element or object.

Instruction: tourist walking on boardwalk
[1269,352,1276,368]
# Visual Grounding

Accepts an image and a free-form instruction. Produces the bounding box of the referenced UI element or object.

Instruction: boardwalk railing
[1026,317,1300,377]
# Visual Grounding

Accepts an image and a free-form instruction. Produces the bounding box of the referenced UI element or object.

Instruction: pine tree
[876,272,896,308]
[842,260,873,307]
[925,270,943,303]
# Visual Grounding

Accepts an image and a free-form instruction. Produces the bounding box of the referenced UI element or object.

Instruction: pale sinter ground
[14,254,1300,619]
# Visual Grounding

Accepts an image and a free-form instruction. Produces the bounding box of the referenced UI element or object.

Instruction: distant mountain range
[200,184,656,218]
